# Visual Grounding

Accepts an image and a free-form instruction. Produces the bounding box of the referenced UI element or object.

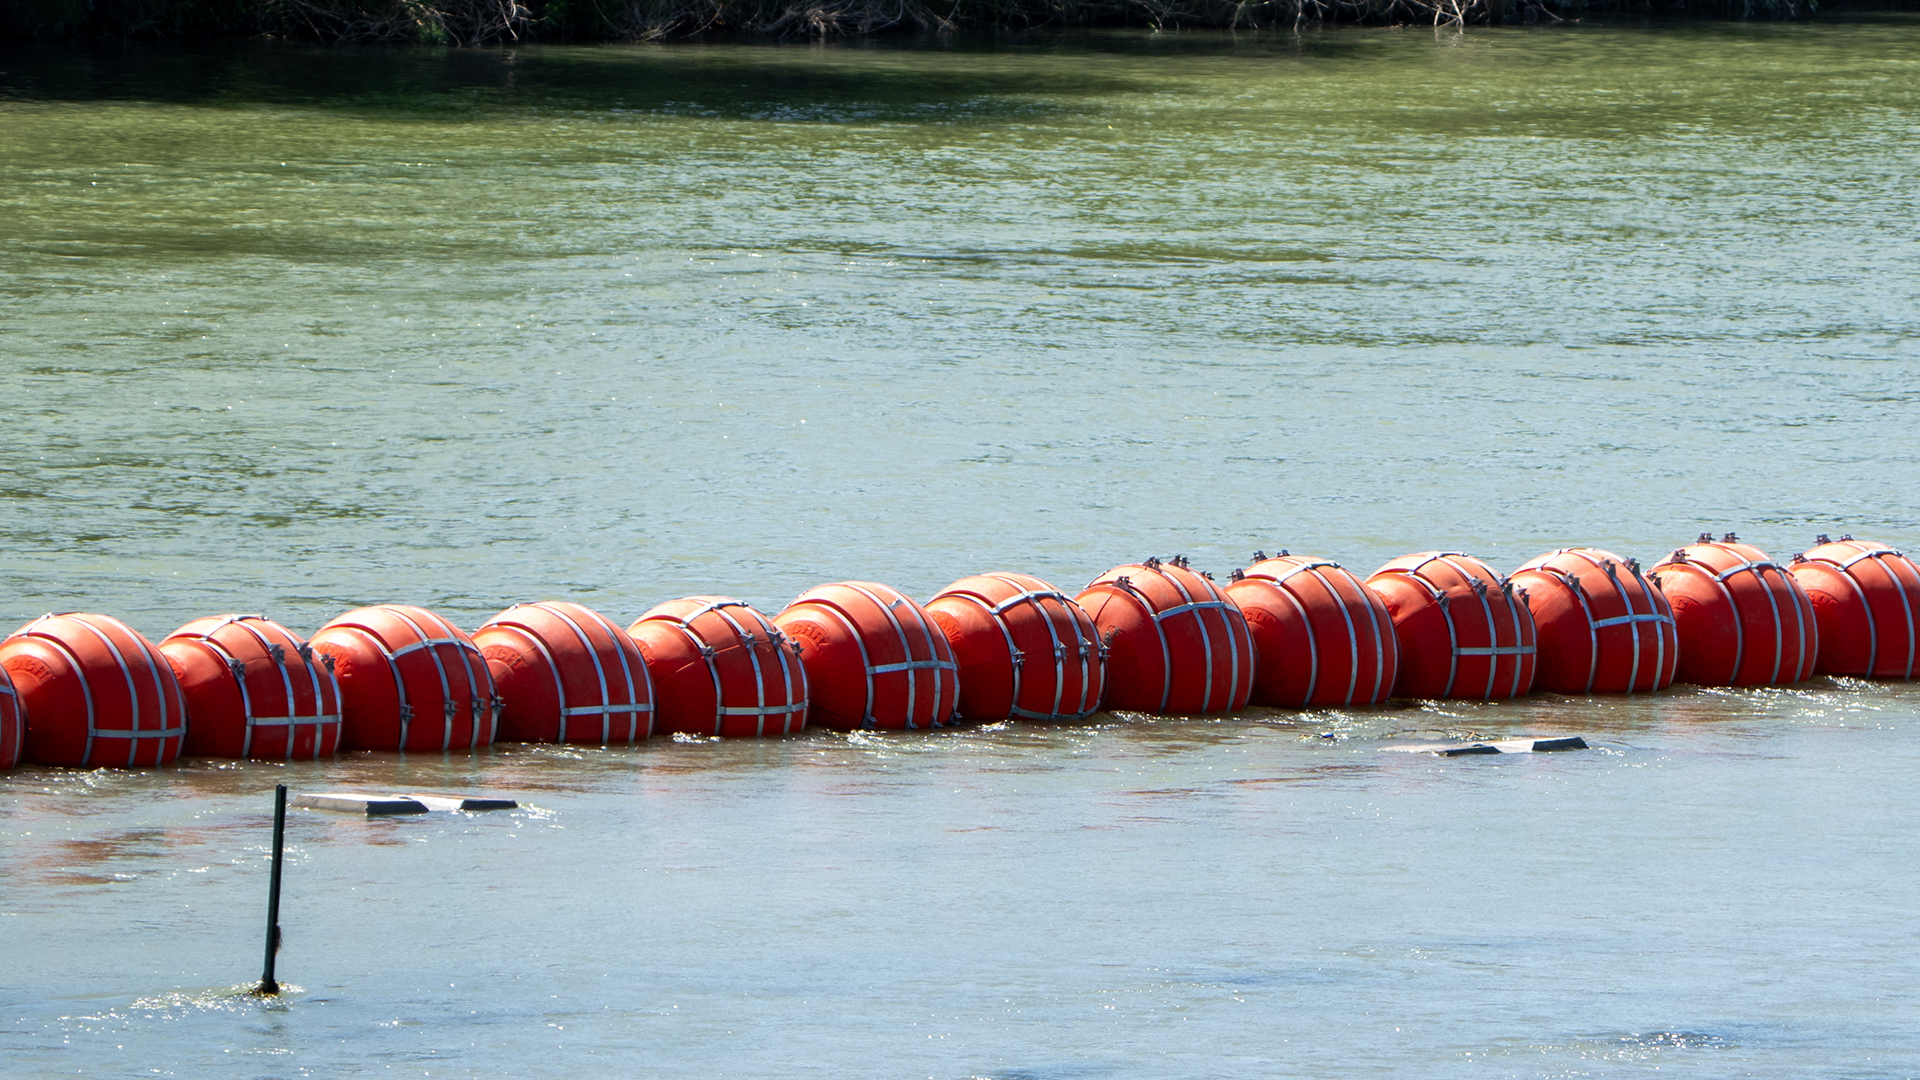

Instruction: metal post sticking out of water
[259,783,287,996]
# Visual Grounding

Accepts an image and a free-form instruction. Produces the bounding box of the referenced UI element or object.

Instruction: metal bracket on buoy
[1229,568,1244,582]
[229,658,247,681]
[1816,533,1832,546]
[1114,575,1132,591]
[322,653,336,673]
[1697,532,1714,545]
[269,644,286,665]
[1722,532,1739,543]
[1252,551,1267,563]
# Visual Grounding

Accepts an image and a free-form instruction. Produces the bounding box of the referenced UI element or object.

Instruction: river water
[3,21,1919,1078]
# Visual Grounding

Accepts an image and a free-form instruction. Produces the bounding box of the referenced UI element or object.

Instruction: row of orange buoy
[0,534,1914,770]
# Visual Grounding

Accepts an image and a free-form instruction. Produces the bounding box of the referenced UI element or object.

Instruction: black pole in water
[259,783,287,995]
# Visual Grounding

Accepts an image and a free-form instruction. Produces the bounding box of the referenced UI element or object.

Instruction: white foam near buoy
[292,793,430,816]
[1382,736,1589,757]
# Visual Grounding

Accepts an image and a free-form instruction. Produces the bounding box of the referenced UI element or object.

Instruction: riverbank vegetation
[6,0,1905,45]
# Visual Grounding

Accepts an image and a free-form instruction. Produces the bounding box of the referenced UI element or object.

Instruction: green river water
[2,21,1919,1079]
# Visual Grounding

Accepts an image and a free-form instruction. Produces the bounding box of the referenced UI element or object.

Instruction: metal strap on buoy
[1391,556,1534,699]
[841,583,958,730]
[1534,552,1673,694]
[180,615,339,759]
[1147,569,1244,714]
[943,577,1099,723]
[25,614,184,767]
[991,584,1083,721]
[1252,559,1392,706]
[1811,543,1917,678]
[714,602,803,736]
[1708,553,1816,683]
[659,600,802,736]
[509,603,651,744]
[349,609,493,750]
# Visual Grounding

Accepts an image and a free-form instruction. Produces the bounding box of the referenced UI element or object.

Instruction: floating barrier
[775,581,959,730]
[926,573,1106,724]
[1225,552,1398,708]
[309,605,498,752]
[474,602,654,744]
[11,530,1920,773]
[1365,553,1536,700]
[0,613,186,767]
[1511,548,1677,695]
[159,615,342,760]
[1649,535,1817,686]
[1789,536,1920,679]
[628,597,807,737]
[1076,558,1254,715]
[0,662,21,770]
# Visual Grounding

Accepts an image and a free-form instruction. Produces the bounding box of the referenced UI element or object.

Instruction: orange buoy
[1074,557,1254,715]
[1510,548,1677,694]
[774,582,960,731]
[308,605,497,751]
[0,613,187,767]
[925,573,1106,723]
[628,597,807,737]
[1648,534,1818,686]
[1788,535,1920,679]
[159,615,342,759]
[0,662,22,770]
[474,602,654,744]
[1224,551,1398,708]
[1364,553,1536,700]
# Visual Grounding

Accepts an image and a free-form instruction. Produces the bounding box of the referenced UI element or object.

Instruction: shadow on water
[2,21,1872,118]
[0,38,1171,118]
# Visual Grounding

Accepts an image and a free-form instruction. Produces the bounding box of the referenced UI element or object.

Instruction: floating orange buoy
[1364,553,1536,700]
[159,615,342,759]
[774,582,960,731]
[474,602,654,744]
[1510,548,1677,694]
[0,663,22,770]
[1649,534,1818,686]
[1224,552,1398,708]
[0,613,187,767]
[308,605,497,751]
[1788,535,1920,679]
[1075,557,1254,715]
[628,597,807,737]
[925,573,1106,723]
